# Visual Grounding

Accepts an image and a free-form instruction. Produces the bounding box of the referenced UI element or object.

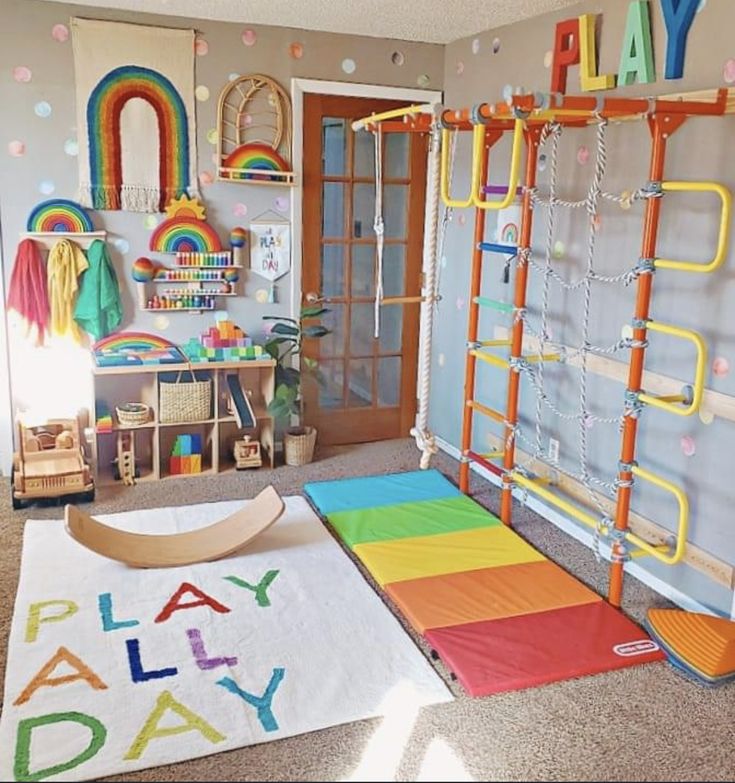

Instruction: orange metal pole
[608,114,686,607]
[500,126,543,525]
[459,133,497,493]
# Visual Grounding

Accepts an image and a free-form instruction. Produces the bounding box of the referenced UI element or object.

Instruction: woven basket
[159,370,212,424]
[283,426,317,466]
[116,403,150,427]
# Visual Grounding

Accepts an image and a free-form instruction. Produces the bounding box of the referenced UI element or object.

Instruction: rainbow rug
[305,470,664,697]
[0,497,450,781]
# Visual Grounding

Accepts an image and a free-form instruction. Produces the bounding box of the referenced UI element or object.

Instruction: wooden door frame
[290,79,442,408]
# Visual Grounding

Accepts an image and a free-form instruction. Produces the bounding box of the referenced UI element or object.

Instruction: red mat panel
[426,601,665,696]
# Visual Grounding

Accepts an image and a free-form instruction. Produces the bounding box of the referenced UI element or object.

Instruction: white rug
[0,497,451,781]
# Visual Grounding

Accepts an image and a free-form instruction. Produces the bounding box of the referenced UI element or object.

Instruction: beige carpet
[1,439,733,782]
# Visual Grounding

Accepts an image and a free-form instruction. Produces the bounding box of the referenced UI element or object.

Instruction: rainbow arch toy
[150,217,223,253]
[93,332,184,366]
[222,143,289,181]
[26,199,94,233]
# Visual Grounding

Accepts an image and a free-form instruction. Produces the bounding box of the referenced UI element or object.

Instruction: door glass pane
[321,244,345,298]
[354,129,375,178]
[352,183,374,239]
[384,184,408,238]
[351,244,375,298]
[347,358,373,407]
[379,305,402,354]
[350,303,375,357]
[378,356,401,407]
[318,360,344,409]
[382,244,406,297]
[385,133,409,178]
[322,118,346,175]
[320,303,346,356]
[322,183,345,238]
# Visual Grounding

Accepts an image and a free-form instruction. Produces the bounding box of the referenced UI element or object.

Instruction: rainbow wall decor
[222,143,289,181]
[86,66,190,212]
[150,217,223,253]
[26,199,94,233]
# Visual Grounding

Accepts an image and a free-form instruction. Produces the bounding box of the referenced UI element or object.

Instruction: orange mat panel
[385,560,602,633]
[647,609,735,679]
[354,525,545,586]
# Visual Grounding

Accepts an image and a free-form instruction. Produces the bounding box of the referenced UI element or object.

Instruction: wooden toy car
[233,436,262,469]
[12,416,95,509]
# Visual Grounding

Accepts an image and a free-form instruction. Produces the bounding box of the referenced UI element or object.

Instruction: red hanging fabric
[7,238,50,345]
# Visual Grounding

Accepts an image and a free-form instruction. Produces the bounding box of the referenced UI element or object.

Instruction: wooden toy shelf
[91,358,276,486]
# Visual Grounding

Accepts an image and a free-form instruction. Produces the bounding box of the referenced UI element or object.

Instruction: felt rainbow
[149,217,223,253]
[87,65,190,211]
[26,199,94,233]
[93,332,177,353]
[222,143,289,180]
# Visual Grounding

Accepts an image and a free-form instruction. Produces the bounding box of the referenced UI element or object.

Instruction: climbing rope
[373,123,385,339]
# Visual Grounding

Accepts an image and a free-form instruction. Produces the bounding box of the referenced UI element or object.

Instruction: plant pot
[283,426,317,466]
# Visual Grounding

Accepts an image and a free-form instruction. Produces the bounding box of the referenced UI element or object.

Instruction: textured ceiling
[40,0,582,43]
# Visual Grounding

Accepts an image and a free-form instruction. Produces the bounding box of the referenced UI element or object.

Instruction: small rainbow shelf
[93,332,185,367]
[220,143,293,185]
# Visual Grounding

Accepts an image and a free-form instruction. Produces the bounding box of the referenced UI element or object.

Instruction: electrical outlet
[548,438,560,463]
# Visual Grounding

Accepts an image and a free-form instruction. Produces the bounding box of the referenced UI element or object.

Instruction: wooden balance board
[65,486,284,568]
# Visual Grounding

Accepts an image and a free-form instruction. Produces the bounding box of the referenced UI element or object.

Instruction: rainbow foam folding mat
[646,608,735,685]
[305,469,664,697]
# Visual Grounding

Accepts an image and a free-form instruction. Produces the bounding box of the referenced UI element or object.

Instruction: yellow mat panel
[353,525,546,586]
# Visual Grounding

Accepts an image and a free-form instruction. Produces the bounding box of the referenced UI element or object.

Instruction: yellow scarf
[47,239,89,343]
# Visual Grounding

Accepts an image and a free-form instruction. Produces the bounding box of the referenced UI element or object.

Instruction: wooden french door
[302,95,427,445]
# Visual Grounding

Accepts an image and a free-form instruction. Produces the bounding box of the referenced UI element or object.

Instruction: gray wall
[434,0,735,600]
[0,0,443,460]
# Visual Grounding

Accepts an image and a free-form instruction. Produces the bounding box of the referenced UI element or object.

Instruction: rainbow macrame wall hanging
[72,18,198,213]
[216,75,294,185]
[26,200,94,233]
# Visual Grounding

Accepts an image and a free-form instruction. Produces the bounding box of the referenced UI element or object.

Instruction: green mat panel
[327,494,501,549]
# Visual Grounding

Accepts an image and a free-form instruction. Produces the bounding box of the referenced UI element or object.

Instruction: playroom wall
[434,0,735,613]
[0,0,444,470]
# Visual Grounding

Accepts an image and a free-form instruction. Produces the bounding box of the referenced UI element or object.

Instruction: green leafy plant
[262,304,331,431]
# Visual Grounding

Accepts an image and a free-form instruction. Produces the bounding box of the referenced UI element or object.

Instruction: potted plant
[263,304,330,466]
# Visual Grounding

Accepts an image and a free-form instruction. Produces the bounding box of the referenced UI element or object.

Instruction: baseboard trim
[435,436,716,617]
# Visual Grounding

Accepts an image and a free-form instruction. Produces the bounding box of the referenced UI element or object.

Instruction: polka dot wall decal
[417,74,430,88]
[255,288,269,304]
[195,37,208,56]
[195,85,210,102]
[544,50,553,69]
[458,213,467,226]
[621,324,634,341]
[456,297,466,310]
[153,314,170,331]
[8,140,25,157]
[713,356,730,377]
[38,180,55,195]
[233,203,248,217]
[699,407,715,425]
[391,51,405,66]
[12,66,31,83]
[438,353,445,367]
[206,128,218,145]
[538,153,547,171]
[275,196,289,212]
[577,145,590,165]
[342,58,356,75]
[242,113,253,126]
[724,59,735,84]
[241,29,257,46]
[199,171,214,186]
[228,72,240,82]
[492,38,501,54]
[51,23,69,42]
[64,138,78,156]
[211,152,218,165]
[34,101,52,118]
[456,61,465,75]
[113,237,130,254]
[553,240,565,259]
[290,42,304,59]
[471,38,480,55]
[680,435,696,457]
[144,215,158,230]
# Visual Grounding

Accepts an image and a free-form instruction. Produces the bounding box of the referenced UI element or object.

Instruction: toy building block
[179,435,193,456]
[191,434,202,453]
[181,455,192,473]
[190,454,202,473]
[169,455,182,475]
